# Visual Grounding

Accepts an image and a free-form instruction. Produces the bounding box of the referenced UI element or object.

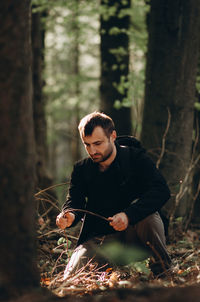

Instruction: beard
[90,143,114,163]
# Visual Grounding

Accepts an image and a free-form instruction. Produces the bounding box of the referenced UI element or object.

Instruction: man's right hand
[56,211,75,230]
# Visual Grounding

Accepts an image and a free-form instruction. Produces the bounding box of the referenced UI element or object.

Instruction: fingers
[108,212,129,231]
[64,212,75,227]
[56,213,67,229]
[56,212,75,229]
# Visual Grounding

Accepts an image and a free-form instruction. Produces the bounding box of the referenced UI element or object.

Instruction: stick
[64,208,110,222]
[156,107,171,169]
[35,182,69,197]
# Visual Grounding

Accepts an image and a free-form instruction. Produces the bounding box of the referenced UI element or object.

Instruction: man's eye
[95,142,101,145]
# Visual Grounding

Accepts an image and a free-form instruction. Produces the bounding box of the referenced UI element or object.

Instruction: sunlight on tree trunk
[70,0,82,162]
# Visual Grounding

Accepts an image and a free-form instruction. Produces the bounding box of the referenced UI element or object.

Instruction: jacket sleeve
[124,150,171,225]
[62,163,87,227]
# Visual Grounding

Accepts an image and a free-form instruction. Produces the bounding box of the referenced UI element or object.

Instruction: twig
[156,107,171,169]
[64,208,110,222]
[36,188,110,222]
[192,115,199,158]
[37,228,78,240]
[146,241,171,278]
[51,248,68,278]
[37,187,59,202]
[36,197,60,211]
[170,115,200,227]
[35,182,69,197]
[50,257,109,291]
[184,180,200,231]
[40,205,54,219]
[170,153,200,225]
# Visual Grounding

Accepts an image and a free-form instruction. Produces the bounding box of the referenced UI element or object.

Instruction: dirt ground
[36,217,200,300]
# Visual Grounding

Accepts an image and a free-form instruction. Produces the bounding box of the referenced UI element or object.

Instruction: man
[56,111,171,277]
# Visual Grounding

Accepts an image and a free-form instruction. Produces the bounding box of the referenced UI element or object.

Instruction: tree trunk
[70,0,82,163]
[32,8,58,224]
[100,0,132,135]
[0,1,39,299]
[141,0,200,219]
[191,95,200,225]
[32,8,48,189]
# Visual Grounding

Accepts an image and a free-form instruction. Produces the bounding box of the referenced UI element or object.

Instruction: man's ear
[110,130,117,142]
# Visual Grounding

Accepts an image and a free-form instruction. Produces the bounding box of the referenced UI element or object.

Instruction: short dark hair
[78,111,115,137]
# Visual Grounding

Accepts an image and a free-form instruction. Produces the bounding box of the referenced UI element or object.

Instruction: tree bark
[32,8,49,189]
[70,0,82,163]
[100,0,132,135]
[32,7,58,224]
[0,1,39,299]
[141,0,200,219]
[191,95,200,225]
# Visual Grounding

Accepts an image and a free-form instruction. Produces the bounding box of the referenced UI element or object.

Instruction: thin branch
[192,115,200,160]
[169,113,200,226]
[184,180,200,231]
[37,228,78,240]
[169,153,200,226]
[156,107,171,169]
[146,241,171,278]
[38,189,60,205]
[36,197,60,211]
[35,182,69,197]
[64,208,110,222]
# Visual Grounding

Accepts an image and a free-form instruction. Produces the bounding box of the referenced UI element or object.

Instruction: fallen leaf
[109,272,119,288]
[41,277,51,286]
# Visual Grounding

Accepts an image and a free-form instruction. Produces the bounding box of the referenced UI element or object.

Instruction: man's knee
[135,212,166,244]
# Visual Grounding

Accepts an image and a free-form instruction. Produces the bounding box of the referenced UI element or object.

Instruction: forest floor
[37,217,200,299]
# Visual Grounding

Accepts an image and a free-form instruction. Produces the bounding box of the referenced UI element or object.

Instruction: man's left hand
[108,212,129,231]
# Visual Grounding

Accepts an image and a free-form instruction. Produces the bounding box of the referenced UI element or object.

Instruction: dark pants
[63,212,171,278]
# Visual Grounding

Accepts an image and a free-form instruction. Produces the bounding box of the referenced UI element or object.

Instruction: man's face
[81,126,116,163]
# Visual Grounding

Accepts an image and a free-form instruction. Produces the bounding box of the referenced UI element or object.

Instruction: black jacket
[63,143,170,245]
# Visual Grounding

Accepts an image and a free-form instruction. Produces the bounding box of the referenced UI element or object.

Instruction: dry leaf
[108,272,119,288]
[41,277,51,286]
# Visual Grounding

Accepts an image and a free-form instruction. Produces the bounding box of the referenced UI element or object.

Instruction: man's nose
[89,145,97,155]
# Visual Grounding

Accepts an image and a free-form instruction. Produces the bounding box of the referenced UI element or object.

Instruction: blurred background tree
[31,0,200,229]
[99,0,132,134]
[140,0,200,226]
[43,0,101,186]
[32,0,148,202]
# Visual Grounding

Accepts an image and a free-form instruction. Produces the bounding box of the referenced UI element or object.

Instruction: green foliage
[100,3,118,21]
[38,0,100,183]
[130,259,151,276]
[109,27,128,35]
[196,69,200,93]
[105,0,149,136]
[113,75,129,94]
[109,47,128,62]
[32,0,49,12]
[175,217,183,223]
[57,236,71,249]
[114,98,132,109]
[96,241,148,266]
[194,102,200,111]
[32,0,149,183]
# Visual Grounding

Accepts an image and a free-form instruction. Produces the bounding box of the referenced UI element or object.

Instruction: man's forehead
[82,126,107,142]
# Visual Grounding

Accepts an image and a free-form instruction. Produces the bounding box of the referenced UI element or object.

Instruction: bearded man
[56,111,172,277]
